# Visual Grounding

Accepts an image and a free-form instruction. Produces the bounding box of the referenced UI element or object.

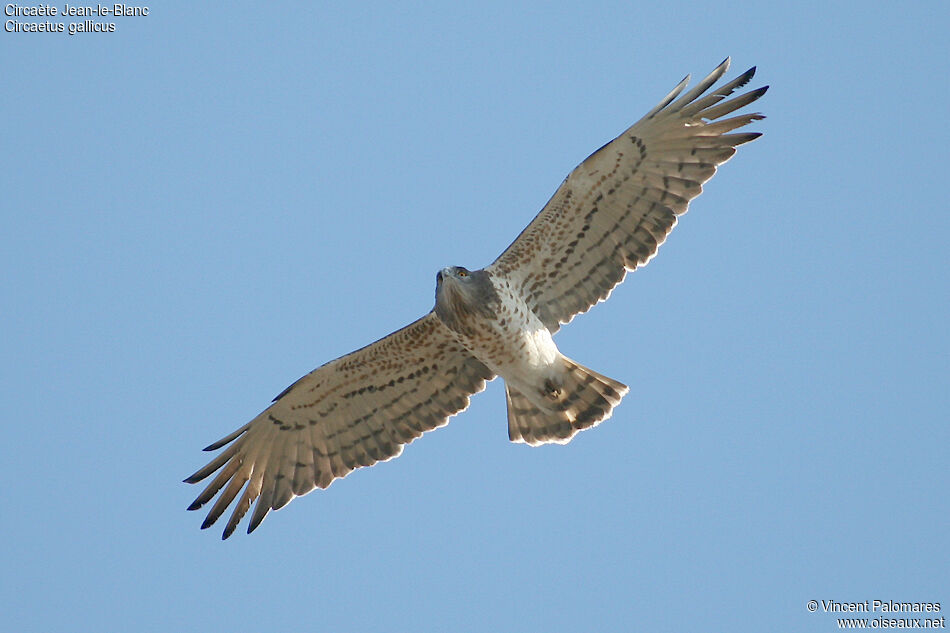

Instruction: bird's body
[435,265,627,438]
[186,58,768,538]
[436,267,558,393]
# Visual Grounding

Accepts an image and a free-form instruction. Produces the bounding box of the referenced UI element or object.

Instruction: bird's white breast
[457,276,561,386]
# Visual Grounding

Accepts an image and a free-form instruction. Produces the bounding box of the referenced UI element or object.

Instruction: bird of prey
[186,58,767,538]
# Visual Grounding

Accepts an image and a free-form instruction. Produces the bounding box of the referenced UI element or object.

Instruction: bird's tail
[506,357,629,446]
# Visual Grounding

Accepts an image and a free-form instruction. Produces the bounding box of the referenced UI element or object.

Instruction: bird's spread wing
[185,312,494,538]
[488,58,767,332]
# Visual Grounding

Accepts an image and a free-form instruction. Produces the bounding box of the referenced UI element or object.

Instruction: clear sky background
[2,2,947,632]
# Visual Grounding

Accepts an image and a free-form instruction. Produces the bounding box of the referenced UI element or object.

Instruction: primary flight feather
[186,58,768,538]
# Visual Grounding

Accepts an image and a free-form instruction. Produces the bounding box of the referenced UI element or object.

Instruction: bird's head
[433,266,499,329]
[435,266,472,286]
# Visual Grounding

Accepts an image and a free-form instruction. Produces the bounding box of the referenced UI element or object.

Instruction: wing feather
[203,473,248,530]
[667,58,730,111]
[187,452,241,511]
[641,74,691,119]
[185,312,494,538]
[309,423,334,489]
[220,426,272,536]
[487,58,767,331]
[224,468,262,539]
[291,435,316,496]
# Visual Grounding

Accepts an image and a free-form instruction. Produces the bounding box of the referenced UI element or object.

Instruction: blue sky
[2,2,947,631]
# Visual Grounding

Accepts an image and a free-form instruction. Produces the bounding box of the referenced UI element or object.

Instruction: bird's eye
[458,270,468,277]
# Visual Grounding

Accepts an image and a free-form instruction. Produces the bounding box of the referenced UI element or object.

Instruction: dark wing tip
[186,498,204,511]
[734,66,756,89]
[734,131,763,145]
[183,466,213,485]
[202,423,251,452]
[247,506,271,535]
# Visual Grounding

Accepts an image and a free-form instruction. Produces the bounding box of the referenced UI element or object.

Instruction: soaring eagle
[186,58,767,538]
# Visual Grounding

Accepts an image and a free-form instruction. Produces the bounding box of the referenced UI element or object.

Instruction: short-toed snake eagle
[186,58,767,538]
